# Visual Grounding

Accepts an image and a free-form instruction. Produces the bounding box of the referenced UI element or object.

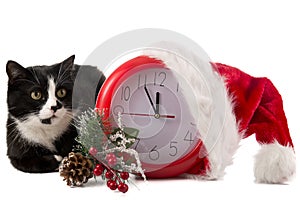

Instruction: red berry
[93,167,102,176]
[95,164,104,170]
[106,180,112,187]
[107,157,117,167]
[107,180,118,190]
[106,153,116,159]
[105,170,114,179]
[120,172,129,180]
[89,147,98,156]
[106,153,117,166]
[118,183,128,193]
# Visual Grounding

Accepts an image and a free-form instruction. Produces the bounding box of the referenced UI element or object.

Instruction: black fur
[6,55,105,173]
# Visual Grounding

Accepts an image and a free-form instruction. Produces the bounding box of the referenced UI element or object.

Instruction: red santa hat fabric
[212,63,295,183]
[214,63,293,147]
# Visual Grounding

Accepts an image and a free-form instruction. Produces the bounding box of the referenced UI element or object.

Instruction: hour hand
[155,92,160,115]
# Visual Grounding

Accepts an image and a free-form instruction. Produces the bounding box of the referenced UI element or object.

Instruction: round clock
[96,54,206,178]
[83,29,227,179]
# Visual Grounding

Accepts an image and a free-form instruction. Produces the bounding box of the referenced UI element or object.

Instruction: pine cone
[59,152,94,186]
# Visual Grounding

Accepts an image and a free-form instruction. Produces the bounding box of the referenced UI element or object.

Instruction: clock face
[109,64,200,173]
[87,29,224,178]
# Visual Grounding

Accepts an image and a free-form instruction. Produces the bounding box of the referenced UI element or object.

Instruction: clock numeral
[149,145,159,161]
[158,72,166,87]
[121,86,130,101]
[169,141,178,157]
[176,83,179,92]
[138,74,147,88]
[133,138,140,150]
[184,130,194,145]
[140,72,166,87]
[153,71,167,87]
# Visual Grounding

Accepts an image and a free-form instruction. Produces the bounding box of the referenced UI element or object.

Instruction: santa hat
[214,63,295,183]
[139,50,296,184]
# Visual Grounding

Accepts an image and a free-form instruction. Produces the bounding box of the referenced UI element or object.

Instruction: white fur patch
[15,78,73,151]
[54,155,63,161]
[14,114,72,151]
[254,141,296,183]
[39,78,58,120]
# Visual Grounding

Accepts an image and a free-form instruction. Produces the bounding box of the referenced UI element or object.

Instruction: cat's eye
[31,91,42,100]
[57,88,67,98]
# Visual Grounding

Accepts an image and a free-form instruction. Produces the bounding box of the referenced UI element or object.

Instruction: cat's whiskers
[6,119,18,129]
[12,78,37,85]
[8,106,17,112]
[30,68,41,85]
[6,125,23,150]
[57,63,71,85]
[9,132,33,154]
[64,111,75,120]
[57,75,72,86]
[57,62,64,82]
[7,119,41,153]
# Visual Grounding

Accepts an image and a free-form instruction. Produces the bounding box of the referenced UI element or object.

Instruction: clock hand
[144,85,156,113]
[155,92,160,115]
[122,112,175,119]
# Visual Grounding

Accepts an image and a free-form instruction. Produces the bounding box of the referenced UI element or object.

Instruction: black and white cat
[6,55,105,173]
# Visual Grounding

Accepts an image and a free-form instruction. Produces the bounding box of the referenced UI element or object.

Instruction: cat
[6,55,105,173]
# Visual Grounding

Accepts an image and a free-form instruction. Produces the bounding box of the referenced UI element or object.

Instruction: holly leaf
[123,127,139,138]
[123,127,139,148]
[109,127,139,148]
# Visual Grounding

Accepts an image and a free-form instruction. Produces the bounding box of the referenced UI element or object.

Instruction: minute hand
[144,86,156,113]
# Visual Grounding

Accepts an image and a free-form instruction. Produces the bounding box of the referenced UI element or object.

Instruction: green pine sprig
[73,108,145,178]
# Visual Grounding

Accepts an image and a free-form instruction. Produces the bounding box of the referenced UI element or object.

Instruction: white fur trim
[143,44,241,179]
[254,141,296,183]
[203,94,242,180]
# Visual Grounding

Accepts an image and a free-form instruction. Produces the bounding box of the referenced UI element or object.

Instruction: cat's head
[6,55,77,126]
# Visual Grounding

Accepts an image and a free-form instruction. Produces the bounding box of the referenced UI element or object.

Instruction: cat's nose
[51,106,58,112]
[51,101,62,112]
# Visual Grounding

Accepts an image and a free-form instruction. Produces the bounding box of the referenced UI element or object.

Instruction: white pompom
[254,141,296,183]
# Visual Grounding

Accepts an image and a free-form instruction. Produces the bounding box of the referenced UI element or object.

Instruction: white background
[0,0,299,199]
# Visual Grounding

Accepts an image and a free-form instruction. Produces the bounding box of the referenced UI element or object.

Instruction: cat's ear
[6,60,29,84]
[61,55,75,70]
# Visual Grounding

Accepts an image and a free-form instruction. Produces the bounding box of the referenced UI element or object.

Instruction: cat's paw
[254,142,295,184]
[54,155,63,162]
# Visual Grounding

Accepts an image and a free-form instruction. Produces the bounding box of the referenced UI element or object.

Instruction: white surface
[0,0,299,199]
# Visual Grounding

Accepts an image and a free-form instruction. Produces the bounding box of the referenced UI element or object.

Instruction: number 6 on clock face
[96,56,202,178]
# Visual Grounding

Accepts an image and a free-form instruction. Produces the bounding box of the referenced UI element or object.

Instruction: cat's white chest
[14,115,73,152]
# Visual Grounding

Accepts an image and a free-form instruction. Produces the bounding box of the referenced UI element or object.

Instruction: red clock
[96,55,205,178]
